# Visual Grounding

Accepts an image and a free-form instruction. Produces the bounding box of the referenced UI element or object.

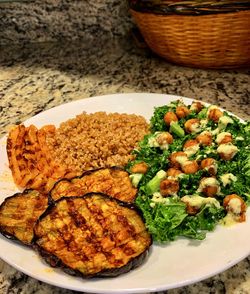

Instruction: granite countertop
[0,35,250,294]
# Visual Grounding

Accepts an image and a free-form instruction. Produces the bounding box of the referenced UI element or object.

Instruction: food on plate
[46,111,149,174]
[0,166,150,277]
[7,124,75,193]
[223,194,247,223]
[0,166,138,241]
[127,100,250,242]
[6,112,149,193]
[33,193,152,277]
[2,107,149,277]
[1,98,249,280]
[50,167,137,203]
[0,190,48,245]
[130,162,149,174]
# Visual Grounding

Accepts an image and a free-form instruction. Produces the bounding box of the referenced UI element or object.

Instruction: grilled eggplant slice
[0,189,48,245]
[50,167,137,203]
[34,193,152,277]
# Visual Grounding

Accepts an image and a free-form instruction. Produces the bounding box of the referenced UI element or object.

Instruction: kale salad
[126,100,250,243]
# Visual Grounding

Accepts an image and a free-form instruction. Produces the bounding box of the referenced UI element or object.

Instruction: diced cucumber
[169,121,185,137]
[129,173,143,188]
[146,170,167,194]
[197,108,207,119]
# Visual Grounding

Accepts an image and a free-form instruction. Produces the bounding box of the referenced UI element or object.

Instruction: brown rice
[46,111,149,174]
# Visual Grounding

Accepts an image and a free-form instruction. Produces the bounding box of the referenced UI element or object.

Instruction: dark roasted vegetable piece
[34,193,152,278]
[0,189,48,245]
[50,167,137,203]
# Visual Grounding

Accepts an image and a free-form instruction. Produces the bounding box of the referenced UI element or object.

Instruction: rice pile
[46,111,149,174]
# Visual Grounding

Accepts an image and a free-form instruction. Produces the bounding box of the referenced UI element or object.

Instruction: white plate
[0,93,249,294]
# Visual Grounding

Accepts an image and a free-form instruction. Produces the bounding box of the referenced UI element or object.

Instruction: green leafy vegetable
[127,100,250,243]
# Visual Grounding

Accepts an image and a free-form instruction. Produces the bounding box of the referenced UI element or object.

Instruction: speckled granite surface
[0,0,133,45]
[0,36,250,293]
[0,36,249,136]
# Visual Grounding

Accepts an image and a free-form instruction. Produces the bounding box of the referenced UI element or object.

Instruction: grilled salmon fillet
[0,189,48,245]
[50,167,137,203]
[34,193,152,277]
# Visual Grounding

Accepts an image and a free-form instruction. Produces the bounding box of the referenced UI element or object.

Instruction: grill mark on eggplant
[82,195,139,249]
[68,197,117,264]
[34,193,152,278]
[81,197,118,263]
[65,199,91,262]
[50,167,137,203]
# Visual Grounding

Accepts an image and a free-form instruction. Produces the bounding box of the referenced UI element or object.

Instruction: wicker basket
[129,0,250,68]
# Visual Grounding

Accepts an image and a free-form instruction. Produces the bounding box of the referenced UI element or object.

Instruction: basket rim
[128,0,250,15]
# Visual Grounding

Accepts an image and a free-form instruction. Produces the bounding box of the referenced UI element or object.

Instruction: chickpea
[130,162,148,174]
[183,202,200,215]
[181,160,199,174]
[203,186,218,197]
[208,108,223,123]
[176,105,190,119]
[160,178,179,196]
[169,151,187,168]
[219,134,233,145]
[199,177,219,197]
[183,139,199,149]
[184,118,200,133]
[190,101,204,113]
[217,143,238,160]
[183,139,199,153]
[218,153,232,161]
[216,133,233,145]
[183,139,199,157]
[156,132,173,145]
[166,167,183,178]
[164,111,178,126]
[196,131,213,146]
[223,194,246,222]
[200,158,217,175]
